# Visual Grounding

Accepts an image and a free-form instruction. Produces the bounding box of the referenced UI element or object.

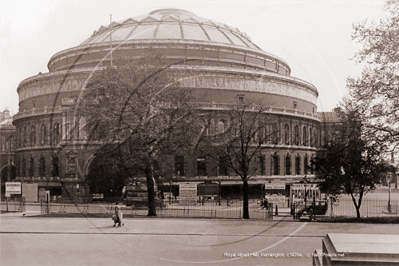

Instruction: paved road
[1,214,398,266]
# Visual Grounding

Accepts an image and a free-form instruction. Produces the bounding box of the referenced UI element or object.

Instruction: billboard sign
[264,183,285,190]
[179,183,197,201]
[266,195,286,203]
[180,183,197,198]
[5,182,21,194]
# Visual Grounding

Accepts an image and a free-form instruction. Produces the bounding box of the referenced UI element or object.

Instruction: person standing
[264,198,269,210]
[113,202,124,227]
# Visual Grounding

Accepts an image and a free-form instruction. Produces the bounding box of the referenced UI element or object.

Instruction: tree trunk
[350,193,362,219]
[242,178,250,219]
[355,205,361,219]
[145,163,157,216]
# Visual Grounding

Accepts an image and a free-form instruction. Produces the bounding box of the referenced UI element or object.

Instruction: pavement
[2,213,399,266]
[1,191,398,265]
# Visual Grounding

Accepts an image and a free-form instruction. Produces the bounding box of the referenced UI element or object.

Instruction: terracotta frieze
[18,74,86,101]
[183,75,317,104]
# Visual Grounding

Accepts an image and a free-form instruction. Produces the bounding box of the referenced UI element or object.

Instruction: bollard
[275,205,278,216]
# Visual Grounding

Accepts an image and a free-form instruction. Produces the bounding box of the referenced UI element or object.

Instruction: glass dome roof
[80,8,261,51]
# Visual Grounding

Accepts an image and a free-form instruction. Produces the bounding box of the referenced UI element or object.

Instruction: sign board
[179,183,197,204]
[265,183,285,190]
[5,182,21,194]
[292,183,318,189]
[179,183,197,198]
[266,195,286,203]
[62,97,75,106]
[197,183,218,196]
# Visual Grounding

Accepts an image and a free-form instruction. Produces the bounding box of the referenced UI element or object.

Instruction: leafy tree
[314,107,387,218]
[196,104,279,219]
[86,148,127,198]
[347,0,399,149]
[79,54,201,216]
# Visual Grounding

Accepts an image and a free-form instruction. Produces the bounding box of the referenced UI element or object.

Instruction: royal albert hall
[13,9,321,203]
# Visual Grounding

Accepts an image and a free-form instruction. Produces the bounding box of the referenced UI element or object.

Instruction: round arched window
[217,120,226,133]
[284,124,290,145]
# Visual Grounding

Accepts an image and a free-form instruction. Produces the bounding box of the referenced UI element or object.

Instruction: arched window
[314,129,318,147]
[234,122,240,137]
[218,155,229,176]
[1,135,5,152]
[295,155,301,175]
[75,119,79,140]
[196,156,207,176]
[17,127,21,148]
[23,126,27,147]
[271,153,280,175]
[271,123,278,144]
[295,125,299,145]
[29,156,34,177]
[10,136,14,151]
[30,125,36,147]
[285,153,291,175]
[311,154,315,174]
[53,122,60,145]
[284,124,290,145]
[174,155,185,176]
[303,126,308,146]
[304,154,308,174]
[310,127,313,147]
[41,124,47,146]
[217,120,226,133]
[39,156,46,177]
[21,157,26,177]
[52,157,60,177]
[257,122,265,144]
[8,136,15,151]
[16,156,20,177]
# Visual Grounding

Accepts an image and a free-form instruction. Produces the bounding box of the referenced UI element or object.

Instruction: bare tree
[196,104,279,219]
[79,54,202,216]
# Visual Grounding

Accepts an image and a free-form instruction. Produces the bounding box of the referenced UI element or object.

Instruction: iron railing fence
[155,200,273,219]
[0,197,26,212]
[31,199,273,220]
[331,197,399,218]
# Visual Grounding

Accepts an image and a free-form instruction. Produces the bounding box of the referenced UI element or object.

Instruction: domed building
[13,9,320,203]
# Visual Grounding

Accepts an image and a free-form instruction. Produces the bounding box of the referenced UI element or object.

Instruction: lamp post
[303,176,308,208]
[169,180,172,205]
[46,178,50,214]
[387,172,392,213]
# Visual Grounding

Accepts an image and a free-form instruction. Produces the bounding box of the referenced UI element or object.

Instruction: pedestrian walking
[261,198,269,210]
[113,202,124,227]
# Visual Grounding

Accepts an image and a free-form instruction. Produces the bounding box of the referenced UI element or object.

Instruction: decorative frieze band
[182,75,318,104]
[18,75,86,102]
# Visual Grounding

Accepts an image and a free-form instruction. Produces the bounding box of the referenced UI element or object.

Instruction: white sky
[0,0,387,115]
